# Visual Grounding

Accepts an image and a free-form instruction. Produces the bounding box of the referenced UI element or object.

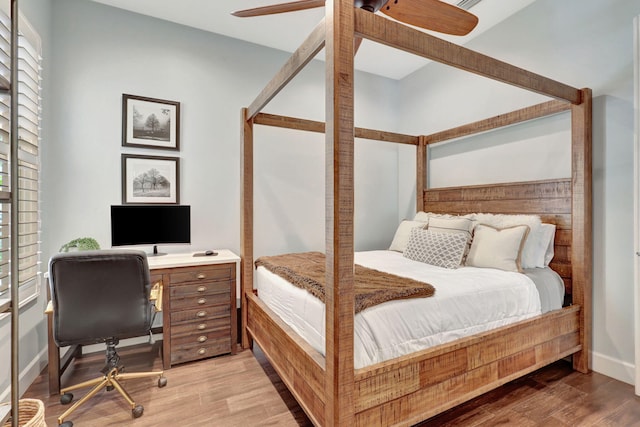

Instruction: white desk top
[147,249,240,270]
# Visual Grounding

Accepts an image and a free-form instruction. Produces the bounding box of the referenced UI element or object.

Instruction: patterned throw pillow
[403,228,468,269]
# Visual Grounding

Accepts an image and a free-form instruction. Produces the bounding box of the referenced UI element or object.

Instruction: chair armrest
[150,281,163,312]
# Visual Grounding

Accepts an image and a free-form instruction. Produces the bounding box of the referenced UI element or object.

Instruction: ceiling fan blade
[380,0,478,36]
[232,0,325,17]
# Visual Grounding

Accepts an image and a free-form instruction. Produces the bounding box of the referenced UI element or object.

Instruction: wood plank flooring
[23,342,640,426]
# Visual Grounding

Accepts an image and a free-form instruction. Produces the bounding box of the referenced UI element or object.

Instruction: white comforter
[256,250,542,369]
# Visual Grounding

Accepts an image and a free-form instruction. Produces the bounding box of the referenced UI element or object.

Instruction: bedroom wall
[0,0,401,398]
[397,0,640,384]
[45,0,400,260]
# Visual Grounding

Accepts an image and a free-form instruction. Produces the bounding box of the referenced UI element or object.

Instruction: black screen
[111,205,191,247]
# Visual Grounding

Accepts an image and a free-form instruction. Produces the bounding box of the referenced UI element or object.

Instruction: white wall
[44,0,400,261]
[398,0,640,384]
[0,0,400,397]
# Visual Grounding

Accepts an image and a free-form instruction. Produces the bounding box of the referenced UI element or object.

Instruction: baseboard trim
[591,350,635,386]
[0,346,48,402]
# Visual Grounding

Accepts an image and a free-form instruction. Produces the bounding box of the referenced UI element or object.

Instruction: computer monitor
[111,205,191,255]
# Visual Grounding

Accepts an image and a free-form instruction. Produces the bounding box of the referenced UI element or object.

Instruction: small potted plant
[59,237,101,252]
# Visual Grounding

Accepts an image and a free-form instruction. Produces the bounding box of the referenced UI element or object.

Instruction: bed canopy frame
[240,2,592,425]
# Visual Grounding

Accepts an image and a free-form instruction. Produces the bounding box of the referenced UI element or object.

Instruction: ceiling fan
[232,0,479,36]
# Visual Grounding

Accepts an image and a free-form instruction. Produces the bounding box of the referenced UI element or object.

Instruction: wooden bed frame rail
[247,278,581,426]
[240,1,592,425]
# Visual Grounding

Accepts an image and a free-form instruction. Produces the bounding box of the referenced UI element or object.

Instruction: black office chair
[49,250,167,427]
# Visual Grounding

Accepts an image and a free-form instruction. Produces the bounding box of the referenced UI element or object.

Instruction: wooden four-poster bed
[240,2,592,426]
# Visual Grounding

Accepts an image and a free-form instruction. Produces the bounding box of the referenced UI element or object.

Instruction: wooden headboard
[423,178,573,297]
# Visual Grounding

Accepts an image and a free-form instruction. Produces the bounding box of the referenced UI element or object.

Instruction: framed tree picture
[122,154,180,204]
[122,94,180,150]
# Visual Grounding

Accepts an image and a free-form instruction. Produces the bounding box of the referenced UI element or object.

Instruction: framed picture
[122,94,180,150]
[122,154,180,204]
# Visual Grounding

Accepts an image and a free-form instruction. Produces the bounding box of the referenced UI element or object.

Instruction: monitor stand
[148,245,167,257]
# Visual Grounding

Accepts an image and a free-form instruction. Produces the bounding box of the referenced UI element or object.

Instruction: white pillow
[414,211,455,222]
[466,224,530,272]
[540,223,556,266]
[403,228,468,269]
[389,220,427,252]
[469,213,543,268]
[428,216,474,239]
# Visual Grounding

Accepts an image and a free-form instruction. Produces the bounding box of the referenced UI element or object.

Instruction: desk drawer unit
[159,262,236,369]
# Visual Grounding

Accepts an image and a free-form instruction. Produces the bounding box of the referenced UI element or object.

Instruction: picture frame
[122,94,180,150]
[122,154,180,204]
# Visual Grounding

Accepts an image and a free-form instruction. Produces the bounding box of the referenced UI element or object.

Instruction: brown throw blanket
[255,252,435,313]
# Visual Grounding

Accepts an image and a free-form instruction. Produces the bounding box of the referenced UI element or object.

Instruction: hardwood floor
[24,343,640,426]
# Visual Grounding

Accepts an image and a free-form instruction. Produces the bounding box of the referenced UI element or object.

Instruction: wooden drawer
[169,280,231,299]
[170,316,230,338]
[170,338,231,365]
[171,328,230,347]
[170,294,229,311]
[170,304,230,324]
[169,264,234,284]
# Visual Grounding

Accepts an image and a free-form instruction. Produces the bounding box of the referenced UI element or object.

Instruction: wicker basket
[2,399,45,427]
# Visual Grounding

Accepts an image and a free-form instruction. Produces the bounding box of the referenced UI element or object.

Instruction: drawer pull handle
[197,273,206,279]
[198,348,206,355]
[197,323,206,330]
[198,335,207,343]
[197,286,207,292]
[196,310,207,318]
[197,298,206,305]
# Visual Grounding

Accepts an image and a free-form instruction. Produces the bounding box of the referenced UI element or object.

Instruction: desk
[47,249,240,395]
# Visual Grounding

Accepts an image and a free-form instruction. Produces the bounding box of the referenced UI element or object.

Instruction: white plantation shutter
[0,9,41,305]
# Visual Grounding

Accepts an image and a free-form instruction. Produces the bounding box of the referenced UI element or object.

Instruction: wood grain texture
[247,293,326,426]
[24,344,638,427]
[570,89,593,373]
[424,100,571,145]
[423,179,574,296]
[254,112,419,145]
[153,263,236,369]
[354,9,582,104]
[324,1,355,424]
[416,137,426,214]
[240,108,253,350]
[353,307,580,426]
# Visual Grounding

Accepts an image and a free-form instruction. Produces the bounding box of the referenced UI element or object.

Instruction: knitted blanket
[255,251,435,313]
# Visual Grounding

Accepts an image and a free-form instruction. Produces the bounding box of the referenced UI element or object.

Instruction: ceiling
[88,0,536,80]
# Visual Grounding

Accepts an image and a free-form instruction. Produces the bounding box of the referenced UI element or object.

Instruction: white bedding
[256,250,557,369]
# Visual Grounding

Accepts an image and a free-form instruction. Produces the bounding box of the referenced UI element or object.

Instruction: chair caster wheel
[106,385,114,392]
[132,404,144,418]
[60,421,74,427]
[158,377,167,388]
[60,393,73,405]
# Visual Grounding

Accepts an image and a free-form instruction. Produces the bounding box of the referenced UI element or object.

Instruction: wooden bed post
[325,0,355,424]
[417,136,427,212]
[240,107,254,350]
[571,88,593,373]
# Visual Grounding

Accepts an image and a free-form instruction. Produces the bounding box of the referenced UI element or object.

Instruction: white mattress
[256,250,562,369]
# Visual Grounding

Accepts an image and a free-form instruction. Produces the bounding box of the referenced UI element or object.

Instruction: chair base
[57,366,166,426]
